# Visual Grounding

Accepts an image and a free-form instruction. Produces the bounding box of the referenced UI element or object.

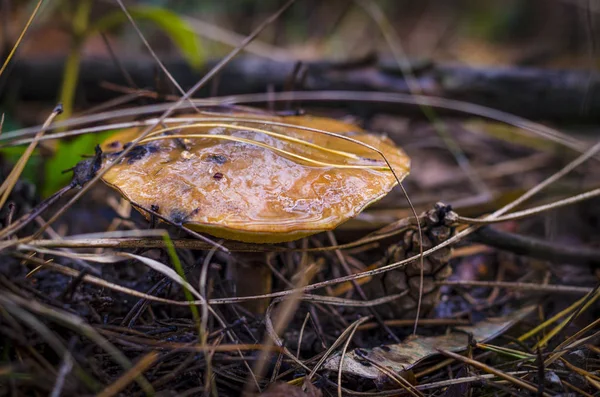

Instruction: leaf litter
[323,305,536,384]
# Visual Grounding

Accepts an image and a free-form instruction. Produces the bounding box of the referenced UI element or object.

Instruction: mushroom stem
[229,252,272,314]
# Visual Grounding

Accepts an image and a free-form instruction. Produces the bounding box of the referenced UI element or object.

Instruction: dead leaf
[323,305,535,385]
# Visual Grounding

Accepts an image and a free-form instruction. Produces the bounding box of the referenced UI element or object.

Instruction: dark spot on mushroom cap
[109,143,159,164]
[150,204,160,213]
[170,209,188,225]
[107,141,121,149]
[213,172,224,180]
[71,145,103,187]
[205,154,227,165]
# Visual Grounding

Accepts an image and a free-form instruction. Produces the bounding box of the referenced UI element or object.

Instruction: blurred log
[2,55,600,122]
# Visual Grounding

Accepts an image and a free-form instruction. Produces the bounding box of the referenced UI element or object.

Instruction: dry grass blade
[117,250,262,390]
[553,317,600,355]
[144,121,365,160]
[198,244,220,396]
[143,133,388,169]
[534,287,600,348]
[458,187,600,225]
[437,349,551,397]
[122,252,206,304]
[13,253,195,306]
[337,318,379,397]
[0,105,61,210]
[0,291,154,395]
[307,316,371,382]
[50,342,76,397]
[114,0,201,113]
[518,293,593,343]
[1,90,588,156]
[437,280,593,295]
[0,294,97,390]
[96,352,159,397]
[0,0,44,78]
[247,261,318,393]
[415,371,534,392]
[14,250,409,308]
[216,91,591,155]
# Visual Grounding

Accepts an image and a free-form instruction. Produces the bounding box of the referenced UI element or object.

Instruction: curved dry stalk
[96,351,158,397]
[0,0,44,78]
[198,244,220,395]
[458,186,600,225]
[0,291,155,395]
[113,0,201,114]
[437,280,593,295]
[2,91,587,157]
[144,122,365,160]
[296,312,311,359]
[337,318,369,397]
[0,105,61,210]
[250,265,318,393]
[534,287,600,349]
[469,226,600,265]
[130,109,413,190]
[142,134,388,170]
[0,296,97,390]
[437,349,551,397]
[14,250,411,307]
[307,316,371,382]
[214,91,590,155]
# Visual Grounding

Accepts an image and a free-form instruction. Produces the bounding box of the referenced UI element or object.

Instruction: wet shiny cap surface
[100,112,410,243]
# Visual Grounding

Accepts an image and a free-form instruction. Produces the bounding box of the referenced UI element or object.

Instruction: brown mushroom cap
[100,112,410,243]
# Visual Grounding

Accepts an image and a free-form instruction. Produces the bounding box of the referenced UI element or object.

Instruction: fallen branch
[3,56,600,122]
[469,226,600,266]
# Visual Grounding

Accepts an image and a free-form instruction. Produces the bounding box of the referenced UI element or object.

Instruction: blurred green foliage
[93,6,204,69]
[42,131,115,197]
[48,4,203,196]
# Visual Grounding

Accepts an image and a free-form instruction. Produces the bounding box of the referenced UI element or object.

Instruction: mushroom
[100,112,410,243]
[99,111,411,311]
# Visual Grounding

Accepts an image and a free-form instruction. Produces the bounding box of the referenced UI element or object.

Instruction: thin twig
[437,280,593,295]
[469,226,600,265]
[0,0,44,77]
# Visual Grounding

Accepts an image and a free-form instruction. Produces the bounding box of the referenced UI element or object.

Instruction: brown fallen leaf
[323,305,536,385]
